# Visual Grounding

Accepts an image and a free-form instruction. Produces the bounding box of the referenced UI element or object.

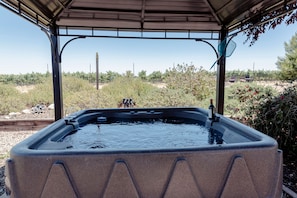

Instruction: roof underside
[1,0,296,38]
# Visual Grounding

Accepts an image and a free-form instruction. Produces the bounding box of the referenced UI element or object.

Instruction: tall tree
[276,32,297,81]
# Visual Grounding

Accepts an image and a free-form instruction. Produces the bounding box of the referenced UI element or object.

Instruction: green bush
[101,76,157,106]
[227,82,297,156]
[245,85,297,156]
[231,83,275,103]
[226,83,275,118]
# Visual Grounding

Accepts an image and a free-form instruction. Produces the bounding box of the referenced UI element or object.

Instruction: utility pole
[96,52,99,90]
[89,64,91,83]
[133,63,135,76]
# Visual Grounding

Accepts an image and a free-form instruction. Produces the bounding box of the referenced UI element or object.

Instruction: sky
[1,6,297,75]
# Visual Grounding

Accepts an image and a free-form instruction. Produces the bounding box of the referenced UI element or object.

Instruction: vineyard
[0,68,282,86]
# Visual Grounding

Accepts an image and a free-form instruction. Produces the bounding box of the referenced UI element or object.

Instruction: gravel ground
[0,130,36,196]
[0,110,53,196]
[0,131,36,166]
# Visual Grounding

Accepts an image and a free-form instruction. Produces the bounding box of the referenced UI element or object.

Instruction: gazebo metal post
[46,28,85,121]
[49,25,63,121]
[216,28,228,115]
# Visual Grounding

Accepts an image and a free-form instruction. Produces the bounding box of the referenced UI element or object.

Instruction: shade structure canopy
[1,0,296,120]
[2,0,296,37]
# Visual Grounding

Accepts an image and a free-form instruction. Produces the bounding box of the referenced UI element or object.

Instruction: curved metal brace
[195,39,219,59]
[41,27,57,62]
[59,36,86,63]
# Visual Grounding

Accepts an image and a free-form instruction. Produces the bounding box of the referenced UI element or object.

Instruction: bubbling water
[63,122,215,149]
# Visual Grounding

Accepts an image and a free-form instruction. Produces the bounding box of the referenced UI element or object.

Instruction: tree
[105,71,120,82]
[276,32,297,81]
[244,2,297,46]
[138,70,147,81]
[148,71,163,82]
[124,70,134,78]
[165,64,215,101]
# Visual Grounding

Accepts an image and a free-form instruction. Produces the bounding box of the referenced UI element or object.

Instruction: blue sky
[1,6,297,75]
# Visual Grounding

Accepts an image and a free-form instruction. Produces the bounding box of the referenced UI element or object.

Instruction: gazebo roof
[1,0,296,39]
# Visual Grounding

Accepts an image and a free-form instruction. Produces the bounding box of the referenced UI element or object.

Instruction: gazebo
[1,0,296,120]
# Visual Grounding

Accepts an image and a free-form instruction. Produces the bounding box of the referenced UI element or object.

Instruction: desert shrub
[62,76,109,113]
[25,76,96,108]
[62,76,94,93]
[140,88,199,107]
[64,90,116,115]
[101,76,157,106]
[245,85,297,156]
[0,83,26,114]
[23,76,118,114]
[24,77,53,107]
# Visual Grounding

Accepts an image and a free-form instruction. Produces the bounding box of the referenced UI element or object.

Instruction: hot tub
[5,107,282,198]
